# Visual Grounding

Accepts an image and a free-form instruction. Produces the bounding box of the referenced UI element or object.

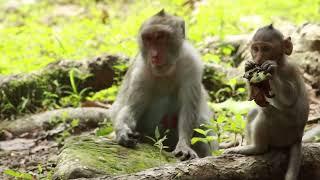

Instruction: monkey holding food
[225,24,309,180]
[109,10,218,161]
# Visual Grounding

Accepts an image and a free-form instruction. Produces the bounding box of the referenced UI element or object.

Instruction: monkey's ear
[156,9,165,16]
[180,20,185,38]
[283,37,293,55]
[268,23,274,29]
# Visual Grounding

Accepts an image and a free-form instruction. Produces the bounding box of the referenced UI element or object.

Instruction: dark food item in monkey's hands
[243,66,275,107]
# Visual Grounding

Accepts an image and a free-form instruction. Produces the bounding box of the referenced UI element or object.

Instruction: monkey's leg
[246,108,259,145]
[284,142,302,180]
[173,84,202,161]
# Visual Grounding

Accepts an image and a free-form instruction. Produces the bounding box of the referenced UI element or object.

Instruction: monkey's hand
[243,61,258,80]
[261,60,277,74]
[116,128,140,148]
[173,141,198,161]
[245,60,257,72]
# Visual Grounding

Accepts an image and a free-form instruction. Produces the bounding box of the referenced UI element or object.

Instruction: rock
[292,23,320,53]
[53,135,176,180]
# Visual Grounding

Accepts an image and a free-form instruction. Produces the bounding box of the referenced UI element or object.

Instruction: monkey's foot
[223,145,267,155]
[223,147,243,154]
[285,172,298,180]
[173,143,198,161]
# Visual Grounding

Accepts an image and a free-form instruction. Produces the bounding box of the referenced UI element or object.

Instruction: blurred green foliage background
[0,0,319,74]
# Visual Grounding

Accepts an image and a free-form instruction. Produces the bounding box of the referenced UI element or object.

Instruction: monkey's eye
[261,46,271,52]
[156,31,167,40]
[251,46,259,52]
[142,34,152,42]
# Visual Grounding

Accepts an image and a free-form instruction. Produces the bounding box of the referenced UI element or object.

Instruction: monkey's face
[250,31,293,65]
[140,26,183,77]
[250,39,284,65]
[138,10,185,77]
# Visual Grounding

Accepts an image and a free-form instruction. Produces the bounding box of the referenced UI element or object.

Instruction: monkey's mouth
[151,61,169,69]
[154,63,168,69]
[151,63,175,76]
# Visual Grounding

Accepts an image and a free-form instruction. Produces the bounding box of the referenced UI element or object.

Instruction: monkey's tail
[285,142,302,180]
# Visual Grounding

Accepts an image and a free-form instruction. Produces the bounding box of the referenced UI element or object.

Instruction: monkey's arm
[113,85,150,147]
[113,65,151,147]
[271,70,298,107]
[262,61,298,107]
[174,82,202,160]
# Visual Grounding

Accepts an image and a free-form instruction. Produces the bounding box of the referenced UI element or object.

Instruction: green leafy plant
[55,118,80,144]
[49,112,80,144]
[59,68,91,107]
[191,128,217,146]
[87,84,119,103]
[146,126,170,165]
[95,121,114,136]
[4,169,34,180]
[198,101,249,154]
[224,113,246,145]
[3,164,53,180]
[214,77,246,102]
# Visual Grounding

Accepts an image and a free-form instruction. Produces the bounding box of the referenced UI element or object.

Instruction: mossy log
[82,143,320,180]
[53,135,177,180]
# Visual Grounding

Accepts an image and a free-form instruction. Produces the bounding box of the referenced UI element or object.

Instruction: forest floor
[1,101,319,179]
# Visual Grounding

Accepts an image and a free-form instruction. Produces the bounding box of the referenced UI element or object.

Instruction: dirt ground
[0,139,59,179]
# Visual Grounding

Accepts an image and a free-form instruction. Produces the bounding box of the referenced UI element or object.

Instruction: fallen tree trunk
[87,143,320,180]
[0,107,109,140]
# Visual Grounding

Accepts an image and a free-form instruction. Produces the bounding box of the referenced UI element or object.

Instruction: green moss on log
[53,135,176,179]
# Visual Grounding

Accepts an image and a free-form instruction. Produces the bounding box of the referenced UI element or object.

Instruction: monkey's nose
[255,58,264,65]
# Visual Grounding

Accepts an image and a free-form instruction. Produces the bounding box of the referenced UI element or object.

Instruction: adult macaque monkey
[225,24,309,180]
[109,9,217,161]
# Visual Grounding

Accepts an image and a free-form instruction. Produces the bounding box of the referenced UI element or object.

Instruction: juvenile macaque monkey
[109,10,217,161]
[225,24,309,180]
